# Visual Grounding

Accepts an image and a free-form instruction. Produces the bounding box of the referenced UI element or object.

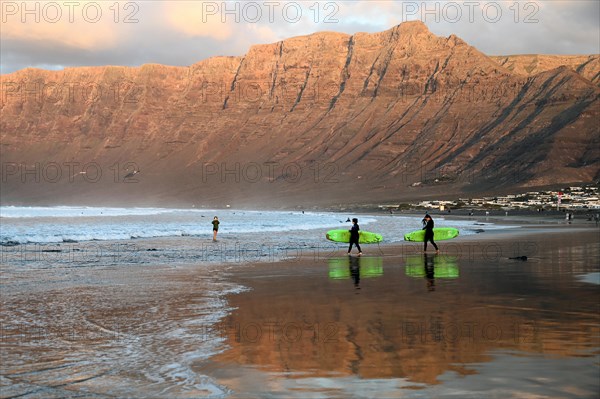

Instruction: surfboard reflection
[404,254,459,291]
[328,256,384,289]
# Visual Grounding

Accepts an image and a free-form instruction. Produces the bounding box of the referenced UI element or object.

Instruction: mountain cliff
[1,21,598,207]
[491,54,600,84]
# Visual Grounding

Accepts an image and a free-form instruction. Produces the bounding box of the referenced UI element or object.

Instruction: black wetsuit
[423,219,438,251]
[348,223,362,253]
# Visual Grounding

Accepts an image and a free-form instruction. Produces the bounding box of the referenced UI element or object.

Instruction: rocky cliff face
[491,54,600,84]
[1,21,598,207]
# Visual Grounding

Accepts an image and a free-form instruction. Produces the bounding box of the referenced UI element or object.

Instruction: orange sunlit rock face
[1,21,598,206]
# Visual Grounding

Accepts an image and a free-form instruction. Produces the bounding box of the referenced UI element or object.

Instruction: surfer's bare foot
[358,252,362,256]
[436,250,440,254]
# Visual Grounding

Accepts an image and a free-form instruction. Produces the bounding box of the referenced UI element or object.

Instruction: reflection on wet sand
[207,233,600,397]
[328,256,384,290]
[405,254,459,291]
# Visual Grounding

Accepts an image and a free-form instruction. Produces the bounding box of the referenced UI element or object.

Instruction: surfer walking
[348,218,362,256]
[423,214,439,254]
[212,216,220,241]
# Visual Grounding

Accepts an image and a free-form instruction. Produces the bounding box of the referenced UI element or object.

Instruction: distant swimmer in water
[212,216,219,241]
[422,214,439,254]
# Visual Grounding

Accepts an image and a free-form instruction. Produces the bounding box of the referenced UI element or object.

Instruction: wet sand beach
[1,224,599,398]
[203,226,600,398]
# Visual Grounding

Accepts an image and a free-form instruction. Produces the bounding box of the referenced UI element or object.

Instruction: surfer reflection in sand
[349,256,361,290]
[327,256,383,289]
[424,253,435,291]
[404,254,459,291]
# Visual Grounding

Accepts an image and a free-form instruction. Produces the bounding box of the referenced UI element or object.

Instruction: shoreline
[2,214,597,270]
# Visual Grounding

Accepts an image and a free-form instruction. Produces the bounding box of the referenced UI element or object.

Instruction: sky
[1,0,599,74]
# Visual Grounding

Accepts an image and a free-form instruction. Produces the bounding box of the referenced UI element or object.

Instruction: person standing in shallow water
[422,214,439,254]
[348,218,362,256]
[212,216,219,241]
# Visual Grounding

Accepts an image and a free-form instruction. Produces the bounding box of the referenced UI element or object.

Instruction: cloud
[164,1,234,40]
[1,0,121,50]
[1,1,598,74]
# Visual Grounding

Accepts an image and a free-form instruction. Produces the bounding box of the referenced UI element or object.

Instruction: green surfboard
[326,229,383,244]
[404,227,459,242]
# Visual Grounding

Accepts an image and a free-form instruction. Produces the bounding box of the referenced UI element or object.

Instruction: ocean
[0,206,518,267]
[1,206,522,272]
[0,205,511,246]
